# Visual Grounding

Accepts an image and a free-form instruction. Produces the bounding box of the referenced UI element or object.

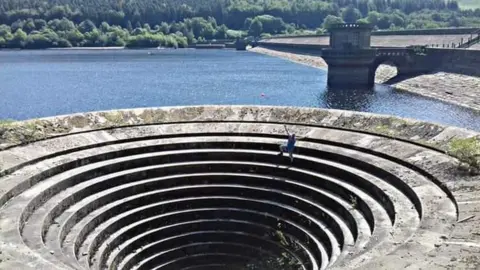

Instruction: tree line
[0,0,479,49]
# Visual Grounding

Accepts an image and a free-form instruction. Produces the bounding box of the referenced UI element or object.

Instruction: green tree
[126,21,133,32]
[174,34,188,48]
[25,33,51,48]
[367,11,381,25]
[106,32,126,46]
[143,23,151,32]
[390,12,406,27]
[24,19,36,33]
[10,29,27,47]
[0,25,11,36]
[100,22,110,32]
[160,22,170,34]
[253,15,286,34]
[342,6,362,23]
[425,22,441,28]
[215,24,228,39]
[57,38,72,47]
[377,14,391,29]
[185,30,195,43]
[357,0,370,16]
[64,29,84,46]
[48,18,75,32]
[448,14,464,27]
[0,36,6,47]
[356,18,370,24]
[58,18,75,31]
[316,28,326,34]
[248,19,262,37]
[405,23,415,29]
[83,29,103,46]
[446,0,459,10]
[244,18,253,30]
[126,33,161,48]
[40,28,60,45]
[322,15,344,29]
[132,27,147,35]
[34,19,47,30]
[78,20,96,33]
[11,20,24,32]
[45,5,71,21]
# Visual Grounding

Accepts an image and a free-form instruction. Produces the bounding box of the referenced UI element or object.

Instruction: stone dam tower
[321,23,377,88]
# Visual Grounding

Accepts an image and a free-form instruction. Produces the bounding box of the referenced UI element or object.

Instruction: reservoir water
[1,49,479,131]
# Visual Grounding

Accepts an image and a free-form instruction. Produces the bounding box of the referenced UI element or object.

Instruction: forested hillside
[0,0,479,49]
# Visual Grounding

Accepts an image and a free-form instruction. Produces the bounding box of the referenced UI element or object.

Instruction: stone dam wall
[427,48,480,76]
[269,27,480,39]
[255,41,480,78]
[371,27,479,35]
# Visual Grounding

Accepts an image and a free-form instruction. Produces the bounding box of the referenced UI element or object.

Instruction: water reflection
[316,84,480,131]
[320,87,375,111]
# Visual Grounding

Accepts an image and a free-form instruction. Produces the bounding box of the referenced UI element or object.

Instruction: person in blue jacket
[278,125,306,162]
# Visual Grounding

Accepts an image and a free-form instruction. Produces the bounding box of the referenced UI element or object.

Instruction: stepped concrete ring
[0,105,479,270]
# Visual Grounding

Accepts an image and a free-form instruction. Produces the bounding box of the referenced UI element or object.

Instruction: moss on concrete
[374,124,396,137]
[328,113,446,144]
[175,106,205,121]
[447,136,480,174]
[67,115,90,128]
[102,111,125,126]
[139,109,168,124]
[0,118,73,148]
[0,119,16,127]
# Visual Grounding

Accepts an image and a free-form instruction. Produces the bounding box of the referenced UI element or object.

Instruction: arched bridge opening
[371,49,408,83]
[370,50,410,85]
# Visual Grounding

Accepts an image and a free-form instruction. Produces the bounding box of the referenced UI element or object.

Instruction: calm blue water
[0,49,479,131]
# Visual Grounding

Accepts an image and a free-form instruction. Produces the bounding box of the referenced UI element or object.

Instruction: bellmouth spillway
[0,106,479,270]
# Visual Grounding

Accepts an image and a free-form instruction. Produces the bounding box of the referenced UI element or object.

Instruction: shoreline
[249,47,480,112]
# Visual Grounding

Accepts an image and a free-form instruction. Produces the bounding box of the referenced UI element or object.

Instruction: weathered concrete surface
[0,106,478,270]
[249,47,480,111]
